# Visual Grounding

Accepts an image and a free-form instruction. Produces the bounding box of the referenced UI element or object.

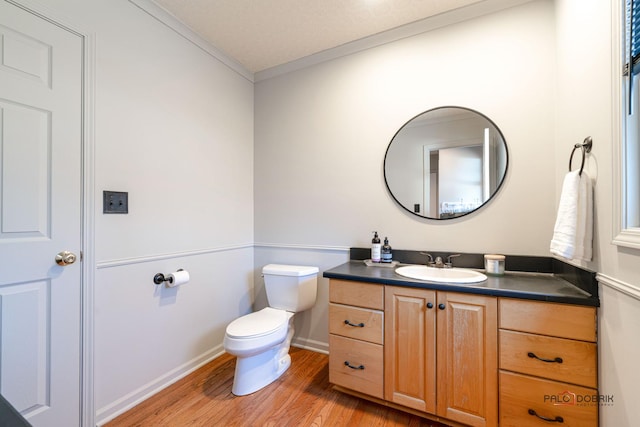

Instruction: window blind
[628,0,640,75]
[627,0,640,113]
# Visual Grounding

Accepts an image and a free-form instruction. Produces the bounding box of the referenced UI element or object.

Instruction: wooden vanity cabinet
[384,286,498,427]
[498,299,598,427]
[328,279,598,427]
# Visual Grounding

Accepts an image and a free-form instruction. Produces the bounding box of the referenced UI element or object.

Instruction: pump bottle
[382,237,393,263]
[371,231,381,262]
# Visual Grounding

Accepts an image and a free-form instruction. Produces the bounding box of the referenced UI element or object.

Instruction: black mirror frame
[383,106,509,220]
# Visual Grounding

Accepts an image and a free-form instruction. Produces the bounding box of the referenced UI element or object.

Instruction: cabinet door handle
[427,302,434,309]
[528,352,563,363]
[438,303,446,310]
[344,320,365,327]
[528,409,564,423]
[344,361,365,370]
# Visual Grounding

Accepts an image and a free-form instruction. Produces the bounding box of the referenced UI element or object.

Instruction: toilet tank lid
[262,264,319,276]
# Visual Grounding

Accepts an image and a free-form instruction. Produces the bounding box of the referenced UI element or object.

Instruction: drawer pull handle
[528,409,564,423]
[344,361,365,370]
[344,320,365,327]
[527,352,563,364]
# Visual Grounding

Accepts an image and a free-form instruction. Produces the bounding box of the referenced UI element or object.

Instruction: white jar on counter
[484,254,505,276]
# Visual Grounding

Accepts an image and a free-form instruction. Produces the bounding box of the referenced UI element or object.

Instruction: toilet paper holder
[153,269,184,285]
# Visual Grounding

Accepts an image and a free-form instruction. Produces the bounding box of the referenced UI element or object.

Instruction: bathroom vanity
[324,253,599,427]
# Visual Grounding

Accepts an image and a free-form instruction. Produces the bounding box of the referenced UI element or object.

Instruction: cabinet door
[436,292,498,427]
[384,286,437,413]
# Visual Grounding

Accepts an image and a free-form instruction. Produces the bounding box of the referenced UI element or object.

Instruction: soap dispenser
[382,237,393,263]
[371,231,381,263]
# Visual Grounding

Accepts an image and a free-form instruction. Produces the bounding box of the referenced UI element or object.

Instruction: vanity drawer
[499,299,596,342]
[329,280,384,310]
[500,330,597,388]
[329,303,383,344]
[499,371,597,427]
[329,335,384,399]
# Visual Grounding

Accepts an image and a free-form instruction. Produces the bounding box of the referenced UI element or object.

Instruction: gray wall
[43,0,254,423]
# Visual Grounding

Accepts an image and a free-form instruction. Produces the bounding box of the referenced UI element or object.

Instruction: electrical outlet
[103,191,128,214]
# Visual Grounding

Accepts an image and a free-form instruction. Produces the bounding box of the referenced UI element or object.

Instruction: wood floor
[104,347,450,427]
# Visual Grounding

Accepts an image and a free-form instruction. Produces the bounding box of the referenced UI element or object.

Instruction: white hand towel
[573,171,593,261]
[550,171,593,261]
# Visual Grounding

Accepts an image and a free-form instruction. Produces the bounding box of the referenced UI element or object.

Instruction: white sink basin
[395,265,487,284]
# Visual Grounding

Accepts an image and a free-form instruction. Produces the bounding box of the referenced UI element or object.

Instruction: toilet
[223,264,318,396]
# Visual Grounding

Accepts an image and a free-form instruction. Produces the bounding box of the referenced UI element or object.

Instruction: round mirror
[384,106,508,220]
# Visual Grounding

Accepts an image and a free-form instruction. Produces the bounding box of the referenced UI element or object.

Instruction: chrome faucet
[446,254,461,268]
[420,252,461,268]
[420,252,435,267]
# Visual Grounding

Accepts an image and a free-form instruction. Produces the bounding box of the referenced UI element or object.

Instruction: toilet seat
[226,307,288,339]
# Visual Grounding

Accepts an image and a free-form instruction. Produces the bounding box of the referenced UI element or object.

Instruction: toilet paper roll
[166,270,189,287]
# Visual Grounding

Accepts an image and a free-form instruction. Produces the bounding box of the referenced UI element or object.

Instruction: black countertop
[323,261,599,307]
[0,394,31,427]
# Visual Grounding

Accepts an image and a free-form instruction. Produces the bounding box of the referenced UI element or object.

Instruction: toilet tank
[262,264,318,312]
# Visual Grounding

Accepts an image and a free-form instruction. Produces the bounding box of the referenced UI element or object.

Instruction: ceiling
[149,0,492,74]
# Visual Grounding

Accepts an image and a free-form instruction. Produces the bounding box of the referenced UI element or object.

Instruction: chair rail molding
[97,243,254,269]
[597,273,640,301]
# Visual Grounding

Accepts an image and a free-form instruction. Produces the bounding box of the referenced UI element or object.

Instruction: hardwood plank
[104,347,449,426]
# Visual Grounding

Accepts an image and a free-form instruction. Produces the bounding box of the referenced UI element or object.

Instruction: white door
[0,1,83,426]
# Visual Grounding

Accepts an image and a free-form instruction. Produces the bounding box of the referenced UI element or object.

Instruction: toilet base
[231,321,294,396]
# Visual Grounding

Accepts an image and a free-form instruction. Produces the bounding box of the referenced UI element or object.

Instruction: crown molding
[254,0,534,81]
[128,0,255,82]
[129,0,533,83]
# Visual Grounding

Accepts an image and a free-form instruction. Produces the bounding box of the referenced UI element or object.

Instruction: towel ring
[569,136,593,176]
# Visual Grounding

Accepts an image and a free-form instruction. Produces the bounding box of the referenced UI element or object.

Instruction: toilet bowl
[223,264,318,396]
[223,307,294,396]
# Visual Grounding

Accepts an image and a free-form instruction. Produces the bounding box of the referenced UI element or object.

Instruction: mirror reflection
[384,106,508,219]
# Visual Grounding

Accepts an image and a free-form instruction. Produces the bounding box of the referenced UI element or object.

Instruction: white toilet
[223,264,318,396]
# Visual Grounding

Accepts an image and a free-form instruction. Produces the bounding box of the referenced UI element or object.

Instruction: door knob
[55,251,77,266]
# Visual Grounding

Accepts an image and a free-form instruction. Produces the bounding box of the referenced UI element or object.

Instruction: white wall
[41,0,255,424]
[255,0,556,350]
[555,1,640,426]
[255,1,556,253]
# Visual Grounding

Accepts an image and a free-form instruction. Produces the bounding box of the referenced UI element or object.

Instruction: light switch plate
[103,191,128,214]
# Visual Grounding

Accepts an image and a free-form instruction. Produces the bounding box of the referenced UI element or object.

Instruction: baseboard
[96,344,225,425]
[292,337,329,355]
